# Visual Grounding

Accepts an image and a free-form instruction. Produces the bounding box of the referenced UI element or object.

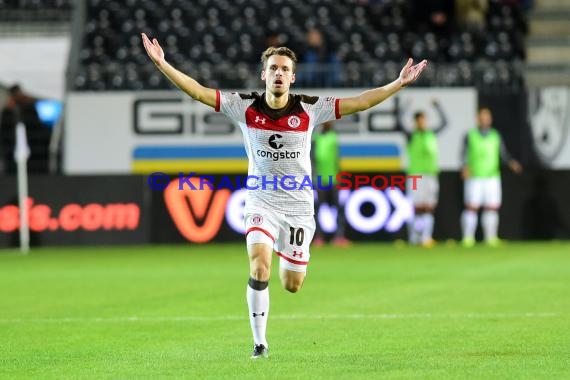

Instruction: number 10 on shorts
[289,227,305,246]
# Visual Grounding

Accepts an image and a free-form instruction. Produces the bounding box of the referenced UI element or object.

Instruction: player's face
[478,109,492,129]
[261,55,295,96]
[416,115,427,130]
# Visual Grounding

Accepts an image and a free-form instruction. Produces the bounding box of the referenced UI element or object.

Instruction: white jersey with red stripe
[216,90,340,215]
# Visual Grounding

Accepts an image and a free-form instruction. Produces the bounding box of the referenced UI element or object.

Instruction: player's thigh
[421,175,439,207]
[427,176,440,207]
[407,176,427,206]
[279,265,306,292]
[464,178,484,208]
[274,214,315,273]
[483,177,502,208]
[245,210,278,276]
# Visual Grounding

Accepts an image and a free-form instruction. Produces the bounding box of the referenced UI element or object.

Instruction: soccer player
[141,33,427,358]
[403,102,446,247]
[461,107,523,247]
[311,121,351,247]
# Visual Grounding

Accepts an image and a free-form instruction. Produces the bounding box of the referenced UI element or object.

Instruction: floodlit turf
[1,242,569,379]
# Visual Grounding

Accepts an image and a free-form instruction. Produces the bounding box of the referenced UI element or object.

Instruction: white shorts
[464,177,502,208]
[407,175,439,207]
[244,207,316,272]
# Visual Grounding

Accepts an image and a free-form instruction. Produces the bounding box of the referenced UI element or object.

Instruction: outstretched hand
[399,58,428,87]
[461,166,470,180]
[509,159,523,174]
[141,33,165,66]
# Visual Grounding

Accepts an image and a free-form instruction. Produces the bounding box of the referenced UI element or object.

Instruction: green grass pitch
[1,242,569,379]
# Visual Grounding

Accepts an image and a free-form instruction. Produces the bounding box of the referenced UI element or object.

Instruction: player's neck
[264,91,289,109]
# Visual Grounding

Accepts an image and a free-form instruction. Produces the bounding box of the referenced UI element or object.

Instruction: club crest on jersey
[287,115,301,129]
[251,214,263,225]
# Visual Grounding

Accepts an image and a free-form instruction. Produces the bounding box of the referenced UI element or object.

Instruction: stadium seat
[72,0,527,90]
[0,0,72,22]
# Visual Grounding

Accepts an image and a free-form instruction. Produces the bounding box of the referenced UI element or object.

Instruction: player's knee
[284,282,303,293]
[282,276,304,293]
[251,262,270,281]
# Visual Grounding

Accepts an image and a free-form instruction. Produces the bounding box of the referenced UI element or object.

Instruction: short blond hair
[260,47,297,72]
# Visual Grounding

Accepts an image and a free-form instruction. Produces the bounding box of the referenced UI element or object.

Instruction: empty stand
[7,0,526,90]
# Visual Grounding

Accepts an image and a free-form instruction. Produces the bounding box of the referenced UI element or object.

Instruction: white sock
[408,215,422,244]
[422,213,434,242]
[247,280,269,347]
[407,219,418,244]
[461,210,478,240]
[482,210,499,241]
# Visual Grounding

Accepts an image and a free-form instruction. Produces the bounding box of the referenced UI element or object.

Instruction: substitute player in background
[403,101,446,247]
[461,107,522,247]
[141,33,427,358]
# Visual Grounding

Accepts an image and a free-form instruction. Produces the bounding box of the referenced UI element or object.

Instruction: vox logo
[164,177,230,243]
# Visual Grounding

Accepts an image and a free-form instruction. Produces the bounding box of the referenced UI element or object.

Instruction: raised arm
[339,58,428,116]
[141,33,217,108]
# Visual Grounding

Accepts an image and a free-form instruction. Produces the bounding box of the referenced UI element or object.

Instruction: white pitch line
[0,312,560,324]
